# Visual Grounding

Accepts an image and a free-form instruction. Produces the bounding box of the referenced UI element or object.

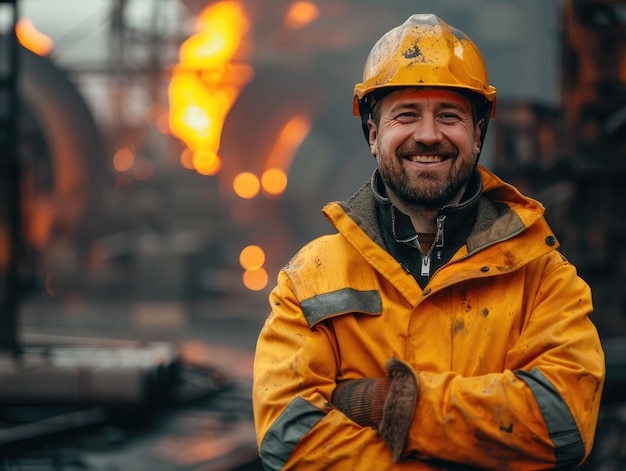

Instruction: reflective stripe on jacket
[252,165,605,470]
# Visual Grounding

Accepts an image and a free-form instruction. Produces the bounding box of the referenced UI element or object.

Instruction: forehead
[382,88,472,110]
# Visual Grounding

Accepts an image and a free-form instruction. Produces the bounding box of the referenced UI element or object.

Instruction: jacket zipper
[421,214,446,277]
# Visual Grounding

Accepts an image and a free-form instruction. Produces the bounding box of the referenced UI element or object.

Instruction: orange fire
[259,114,312,196]
[15,18,53,56]
[168,1,253,176]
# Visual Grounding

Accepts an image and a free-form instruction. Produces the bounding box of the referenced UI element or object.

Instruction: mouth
[404,155,446,163]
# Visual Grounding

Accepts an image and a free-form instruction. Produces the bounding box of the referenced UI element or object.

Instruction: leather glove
[331,357,418,462]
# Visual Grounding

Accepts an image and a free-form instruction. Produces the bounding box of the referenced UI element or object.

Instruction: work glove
[331,357,418,462]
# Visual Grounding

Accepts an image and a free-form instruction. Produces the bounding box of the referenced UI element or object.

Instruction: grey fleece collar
[341,168,523,255]
[369,168,483,247]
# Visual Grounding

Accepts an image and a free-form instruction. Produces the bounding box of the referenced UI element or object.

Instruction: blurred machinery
[560,0,626,339]
[494,0,626,339]
[0,0,20,355]
[492,2,626,466]
[0,2,262,468]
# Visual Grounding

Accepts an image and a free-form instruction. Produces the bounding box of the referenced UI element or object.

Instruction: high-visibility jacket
[253,165,605,470]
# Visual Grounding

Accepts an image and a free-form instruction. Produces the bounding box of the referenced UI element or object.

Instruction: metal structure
[561,0,626,338]
[0,0,20,354]
[0,3,263,469]
[492,2,626,466]
[493,1,626,339]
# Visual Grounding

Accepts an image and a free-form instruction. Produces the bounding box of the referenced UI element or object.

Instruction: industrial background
[0,0,625,469]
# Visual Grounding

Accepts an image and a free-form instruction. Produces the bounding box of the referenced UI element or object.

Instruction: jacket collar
[337,165,547,254]
[370,168,482,249]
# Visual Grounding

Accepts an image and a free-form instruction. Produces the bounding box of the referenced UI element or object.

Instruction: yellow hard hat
[353,14,497,119]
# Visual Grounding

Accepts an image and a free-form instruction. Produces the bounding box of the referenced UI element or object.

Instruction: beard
[378,142,476,209]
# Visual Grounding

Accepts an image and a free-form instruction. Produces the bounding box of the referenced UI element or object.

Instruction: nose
[411,115,442,146]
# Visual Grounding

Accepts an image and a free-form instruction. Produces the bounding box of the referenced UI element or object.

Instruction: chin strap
[358,97,372,144]
[474,112,491,163]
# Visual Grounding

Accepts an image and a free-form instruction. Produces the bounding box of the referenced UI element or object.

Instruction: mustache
[397,142,458,158]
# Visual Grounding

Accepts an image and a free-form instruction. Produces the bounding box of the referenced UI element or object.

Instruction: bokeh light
[233,172,260,199]
[261,168,288,196]
[243,267,268,291]
[284,1,320,29]
[239,245,265,270]
[193,149,222,176]
[113,149,134,172]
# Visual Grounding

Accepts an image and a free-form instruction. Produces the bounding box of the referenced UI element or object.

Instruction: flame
[168,1,253,175]
[15,18,53,56]
[266,114,312,170]
[261,114,312,196]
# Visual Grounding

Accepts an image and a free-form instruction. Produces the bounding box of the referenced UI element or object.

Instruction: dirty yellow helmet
[354,14,497,143]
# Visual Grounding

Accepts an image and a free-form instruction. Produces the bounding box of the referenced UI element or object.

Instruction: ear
[473,119,484,154]
[367,118,378,156]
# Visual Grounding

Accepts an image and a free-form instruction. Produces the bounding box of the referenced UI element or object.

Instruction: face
[368,88,483,209]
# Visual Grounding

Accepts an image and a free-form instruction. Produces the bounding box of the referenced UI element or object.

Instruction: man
[252,14,605,470]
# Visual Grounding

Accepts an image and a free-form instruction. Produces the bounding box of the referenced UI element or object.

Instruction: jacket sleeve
[253,270,415,471]
[405,252,605,469]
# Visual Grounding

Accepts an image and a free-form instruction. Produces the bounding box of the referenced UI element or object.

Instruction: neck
[387,189,465,234]
[395,202,438,233]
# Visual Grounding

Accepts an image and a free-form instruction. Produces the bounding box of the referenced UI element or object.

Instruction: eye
[439,112,461,120]
[394,111,417,122]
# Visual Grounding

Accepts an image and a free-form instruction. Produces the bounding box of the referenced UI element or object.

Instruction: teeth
[408,155,442,163]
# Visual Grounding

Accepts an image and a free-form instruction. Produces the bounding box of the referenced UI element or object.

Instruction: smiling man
[253,14,605,470]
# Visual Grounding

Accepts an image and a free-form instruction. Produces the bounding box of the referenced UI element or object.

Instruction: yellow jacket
[253,166,605,470]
